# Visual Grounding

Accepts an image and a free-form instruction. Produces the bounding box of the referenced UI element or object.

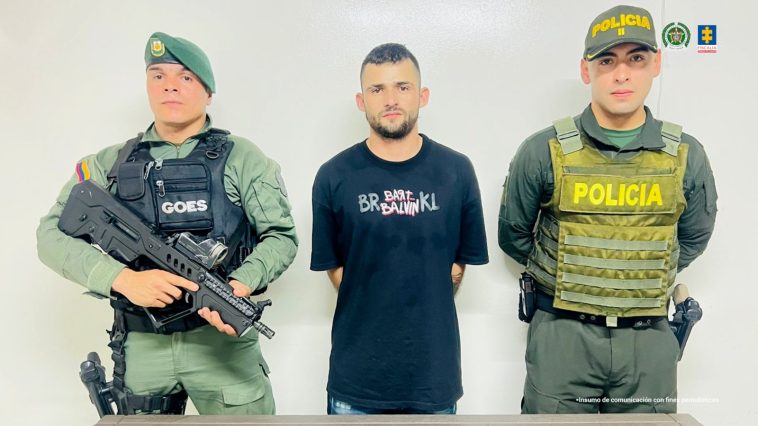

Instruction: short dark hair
[360,43,420,80]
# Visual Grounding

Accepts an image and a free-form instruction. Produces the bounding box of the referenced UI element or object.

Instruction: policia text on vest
[527,118,688,321]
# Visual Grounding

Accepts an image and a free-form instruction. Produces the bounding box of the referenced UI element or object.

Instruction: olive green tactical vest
[526,117,688,324]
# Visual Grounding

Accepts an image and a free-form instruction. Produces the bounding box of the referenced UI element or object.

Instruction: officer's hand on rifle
[197,280,251,336]
[112,268,199,308]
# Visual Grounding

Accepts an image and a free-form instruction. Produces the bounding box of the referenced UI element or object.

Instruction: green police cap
[144,32,216,93]
[584,5,658,61]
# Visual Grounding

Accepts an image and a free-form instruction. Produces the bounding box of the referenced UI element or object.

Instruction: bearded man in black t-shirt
[310,43,489,415]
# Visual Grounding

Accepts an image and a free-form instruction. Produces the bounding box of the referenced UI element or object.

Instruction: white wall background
[1,0,754,424]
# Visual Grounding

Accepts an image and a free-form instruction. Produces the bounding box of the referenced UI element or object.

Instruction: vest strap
[561,272,663,290]
[564,235,669,251]
[526,259,558,293]
[536,228,559,253]
[563,254,666,270]
[531,243,558,271]
[107,134,143,189]
[539,213,560,236]
[553,117,583,154]
[560,291,663,308]
[660,121,683,156]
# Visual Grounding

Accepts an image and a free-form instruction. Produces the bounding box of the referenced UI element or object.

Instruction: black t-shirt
[310,134,489,410]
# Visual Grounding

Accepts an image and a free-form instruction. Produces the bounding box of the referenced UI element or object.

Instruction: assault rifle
[58,180,275,338]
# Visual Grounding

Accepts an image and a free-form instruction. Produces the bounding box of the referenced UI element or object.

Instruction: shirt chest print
[357,189,440,216]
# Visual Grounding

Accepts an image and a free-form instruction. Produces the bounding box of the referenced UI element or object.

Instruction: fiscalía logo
[592,14,651,38]
[150,39,165,57]
[662,22,691,49]
[697,25,718,53]
[162,200,208,214]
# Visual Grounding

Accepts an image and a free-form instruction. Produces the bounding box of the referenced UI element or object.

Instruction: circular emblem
[662,22,691,49]
[150,39,165,57]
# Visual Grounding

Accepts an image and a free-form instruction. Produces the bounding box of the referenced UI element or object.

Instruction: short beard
[367,110,418,140]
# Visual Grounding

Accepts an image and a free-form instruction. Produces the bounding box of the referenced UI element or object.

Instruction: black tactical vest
[108,128,256,333]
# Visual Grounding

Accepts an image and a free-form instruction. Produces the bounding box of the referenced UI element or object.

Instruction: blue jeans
[327,395,456,415]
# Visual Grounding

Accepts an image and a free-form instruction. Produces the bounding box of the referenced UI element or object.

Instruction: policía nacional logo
[662,22,691,49]
[150,39,165,57]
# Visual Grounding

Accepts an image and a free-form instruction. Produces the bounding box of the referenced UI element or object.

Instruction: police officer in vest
[36,32,298,415]
[498,5,717,413]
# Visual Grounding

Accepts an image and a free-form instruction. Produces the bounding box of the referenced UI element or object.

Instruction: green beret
[144,32,216,93]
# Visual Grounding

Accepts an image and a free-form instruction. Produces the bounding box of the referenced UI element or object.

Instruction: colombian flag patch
[75,160,91,182]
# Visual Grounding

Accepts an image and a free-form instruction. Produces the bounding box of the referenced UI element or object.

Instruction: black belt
[535,289,665,328]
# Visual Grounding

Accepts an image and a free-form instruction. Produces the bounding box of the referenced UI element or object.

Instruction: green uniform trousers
[123,325,275,414]
[522,310,679,414]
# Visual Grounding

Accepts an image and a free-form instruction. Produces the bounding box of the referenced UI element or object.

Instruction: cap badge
[150,39,165,57]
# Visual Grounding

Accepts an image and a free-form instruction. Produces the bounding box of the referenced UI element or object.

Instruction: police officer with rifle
[37,32,297,416]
